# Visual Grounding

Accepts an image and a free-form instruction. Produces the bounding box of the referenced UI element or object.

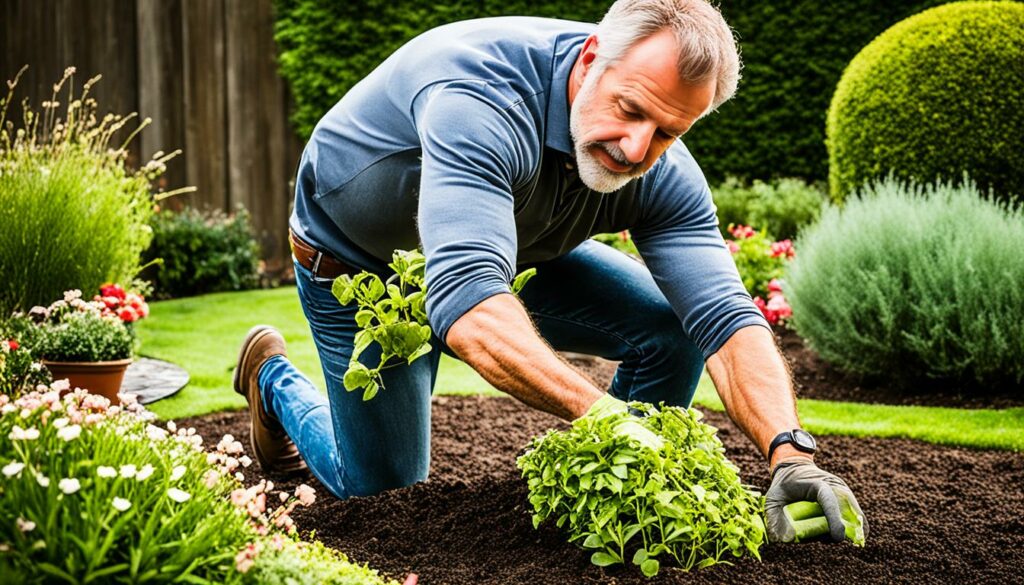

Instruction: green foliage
[273,0,955,184]
[0,339,51,398]
[712,178,827,241]
[0,383,392,584]
[244,540,398,585]
[0,67,184,316]
[517,403,765,576]
[332,249,535,400]
[827,1,1024,203]
[592,231,639,256]
[9,310,135,363]
[142,206,262,300]
[785,179,1024,391]
[0,388,255,583]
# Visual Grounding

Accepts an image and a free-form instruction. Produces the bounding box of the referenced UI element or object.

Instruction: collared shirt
[290,16,768,357]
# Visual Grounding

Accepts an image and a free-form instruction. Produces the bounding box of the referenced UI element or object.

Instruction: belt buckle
[311,251,324,278]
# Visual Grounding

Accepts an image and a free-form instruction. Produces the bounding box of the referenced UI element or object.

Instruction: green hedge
[784,178,1024,392]
[826,1,1024,203]
[273,0,963,184]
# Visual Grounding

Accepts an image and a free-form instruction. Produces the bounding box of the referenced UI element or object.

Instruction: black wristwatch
[767,429,817,462]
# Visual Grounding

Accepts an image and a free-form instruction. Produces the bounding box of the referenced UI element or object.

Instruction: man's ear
[576,35,600,82]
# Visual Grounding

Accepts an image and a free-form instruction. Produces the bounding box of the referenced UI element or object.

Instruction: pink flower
[753,296,779,325]
[767,278,784,295]
[726,240,740,254]
[767,293,793,321]
[770,239,795,259]
[294,484,316,506]
[729,224,755,240]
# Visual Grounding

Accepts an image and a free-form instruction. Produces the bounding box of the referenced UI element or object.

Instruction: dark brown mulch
[773,326,1024,409]
[181,397,1024,585]
[563,328,1024,410]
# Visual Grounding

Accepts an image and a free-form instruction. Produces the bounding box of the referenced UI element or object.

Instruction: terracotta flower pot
[42,358,133,402]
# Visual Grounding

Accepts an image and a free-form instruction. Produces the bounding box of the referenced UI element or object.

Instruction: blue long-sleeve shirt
[289,16,768,358]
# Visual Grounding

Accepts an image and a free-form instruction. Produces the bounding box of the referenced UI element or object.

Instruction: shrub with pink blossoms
[725,225,795,325]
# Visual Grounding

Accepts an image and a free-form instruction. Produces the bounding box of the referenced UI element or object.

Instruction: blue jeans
[258,239,704,499]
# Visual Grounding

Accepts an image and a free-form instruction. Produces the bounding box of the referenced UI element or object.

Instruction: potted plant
[5,284,148,400]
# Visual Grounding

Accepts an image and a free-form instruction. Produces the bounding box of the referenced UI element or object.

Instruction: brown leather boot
[232,325,307,474]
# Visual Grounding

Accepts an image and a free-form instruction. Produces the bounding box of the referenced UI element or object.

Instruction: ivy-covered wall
[273,0,951,183]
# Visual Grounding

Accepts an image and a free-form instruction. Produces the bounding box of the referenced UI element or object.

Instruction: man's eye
[620,104,640,118]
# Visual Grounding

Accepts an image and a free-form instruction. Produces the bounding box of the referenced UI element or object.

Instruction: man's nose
[620,122,657,164]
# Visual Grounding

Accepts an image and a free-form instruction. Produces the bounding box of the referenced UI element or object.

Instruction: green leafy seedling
[332,249,535,400]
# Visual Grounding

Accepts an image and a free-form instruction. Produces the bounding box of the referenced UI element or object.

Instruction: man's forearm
[445,293,604,420]
[705,325,810,467]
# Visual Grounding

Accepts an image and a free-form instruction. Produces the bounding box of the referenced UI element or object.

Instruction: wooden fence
[1,0,305,274]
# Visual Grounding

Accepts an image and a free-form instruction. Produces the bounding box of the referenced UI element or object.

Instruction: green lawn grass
[138,288,1023,451]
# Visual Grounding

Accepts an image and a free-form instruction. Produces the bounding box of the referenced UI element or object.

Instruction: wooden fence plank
[136,0,187,196]
[181,0,230,213]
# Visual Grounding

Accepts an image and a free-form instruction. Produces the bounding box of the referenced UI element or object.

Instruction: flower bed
[0,383,401,584]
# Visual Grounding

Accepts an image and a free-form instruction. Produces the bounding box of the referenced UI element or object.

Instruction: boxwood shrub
[142,206,262,300]
[827,1,1024,203]
[784,178,1024,392]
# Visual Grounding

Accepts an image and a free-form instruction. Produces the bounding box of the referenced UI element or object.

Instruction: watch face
[793,429,816,450]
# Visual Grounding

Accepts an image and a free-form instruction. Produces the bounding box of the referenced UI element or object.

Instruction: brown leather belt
[288,229,357,279]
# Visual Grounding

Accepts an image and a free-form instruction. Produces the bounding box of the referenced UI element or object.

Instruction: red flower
[729,225,756,240]
[770,239,795,259]
[767,278,784,295]
[7,340,18,351]
[753,296,779,325]
[99,283,126,300]
[118,307,139,323]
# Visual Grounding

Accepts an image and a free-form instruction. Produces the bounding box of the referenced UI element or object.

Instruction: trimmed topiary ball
[784,178,1024,392]
[826,1,1024,203]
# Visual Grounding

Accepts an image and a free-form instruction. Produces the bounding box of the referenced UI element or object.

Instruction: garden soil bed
[182,396,1024,585]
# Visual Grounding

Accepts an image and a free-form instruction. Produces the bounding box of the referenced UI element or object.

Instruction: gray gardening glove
[583,394,664,451]
[766,457,868,544]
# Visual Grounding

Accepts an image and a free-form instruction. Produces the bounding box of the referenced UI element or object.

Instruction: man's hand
[582,394,664,451]
[766,457,867,544]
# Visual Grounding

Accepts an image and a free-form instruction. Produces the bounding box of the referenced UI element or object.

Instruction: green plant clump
[333,249,534,400]
[827,1,1024,203]
[712,177,827,241]
[517,403,765,577]
[142,206,262,300]
[0,67,189,316]
[785,178,1024,391]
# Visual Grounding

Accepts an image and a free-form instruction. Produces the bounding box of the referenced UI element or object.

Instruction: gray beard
[569,77,646,193]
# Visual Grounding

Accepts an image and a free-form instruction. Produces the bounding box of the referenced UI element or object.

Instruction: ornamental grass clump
[0,66,193,316]
[0,382,397,584]
[517,403,765,577]
[785,178,1024,390]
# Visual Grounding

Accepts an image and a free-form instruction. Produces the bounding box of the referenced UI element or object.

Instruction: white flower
[119,464,137,479]
[9,426,40,441]
[135,464,154,482]
[16,517,36,533]
[57,424,82,442]
[36,474,50,488]
[58,478,81,495]
[234,472,244,482]
[97,466,117,478]
[52,417,69,429]
[166,421,177,433]
[1,404,14,415]
[238,455,252,468]
[112,497,131,512]
[170,465,187,481]
[146,425,168,441]
[50,379,70,392]
[167,488,191,503]
[2,461,25,477]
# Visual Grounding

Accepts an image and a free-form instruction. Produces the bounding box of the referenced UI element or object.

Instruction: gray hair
[594,0,742,111]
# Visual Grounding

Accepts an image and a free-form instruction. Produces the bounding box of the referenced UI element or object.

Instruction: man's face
[569,30,717,193]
